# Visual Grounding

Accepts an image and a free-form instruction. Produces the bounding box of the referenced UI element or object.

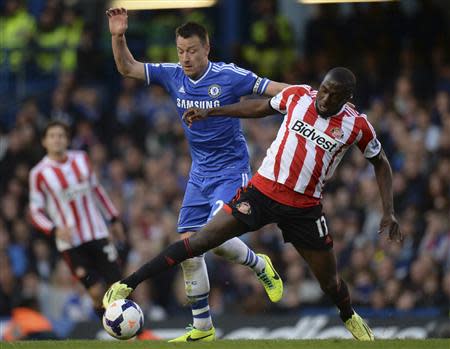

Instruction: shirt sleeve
[231,64,270,97]
[144,63,178,90]
[270,85,311,114]
[356,115,382,158]
[29,170,54,235]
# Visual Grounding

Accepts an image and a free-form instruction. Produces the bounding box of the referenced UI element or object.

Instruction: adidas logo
[179,86,185,94]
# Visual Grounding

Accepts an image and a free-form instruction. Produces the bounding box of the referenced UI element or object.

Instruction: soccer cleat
[168,325,215,342]
[256,254,283,302]
[344,313,375,341]
[103,281,133,308]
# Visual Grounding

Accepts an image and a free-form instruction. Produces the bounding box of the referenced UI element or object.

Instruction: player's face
[42,126,68,156]
[176,35,209,79]
[316,80,350,116]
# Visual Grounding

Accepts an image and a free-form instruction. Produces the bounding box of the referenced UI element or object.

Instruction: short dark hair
[42,120,70,139]
[175,22,209,46]
[325,67,356,95]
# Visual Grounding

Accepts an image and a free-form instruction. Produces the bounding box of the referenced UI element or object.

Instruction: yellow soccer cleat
[344,313,375,341]
[256,254,283,302]
[103,281,133,309]
[168,325,215,342]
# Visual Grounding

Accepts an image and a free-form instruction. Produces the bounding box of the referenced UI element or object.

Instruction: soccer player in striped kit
[29,121,126,318]
[106,8,286,341]
[105,67,403,340]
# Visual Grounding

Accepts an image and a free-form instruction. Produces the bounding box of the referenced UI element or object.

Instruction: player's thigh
[189,209,249,252]
[278,206,338,286]
[207,171,250,221]
[223,184,274,233]
[278,205,334,251]
[88,238,122,285]
[62,245,101,289]
[178,178,210,234]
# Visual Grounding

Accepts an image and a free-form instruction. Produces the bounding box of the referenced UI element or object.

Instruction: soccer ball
[102,299,144,340]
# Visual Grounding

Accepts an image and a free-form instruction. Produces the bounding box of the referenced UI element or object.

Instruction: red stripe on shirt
[285,102,318,188]
[51,166,69,189]
[304,113,344,196]
[72,159,95,240]
[356,117,374,153]
[41,176,67,227]
[69,200,84,243]
[82,196,95,240]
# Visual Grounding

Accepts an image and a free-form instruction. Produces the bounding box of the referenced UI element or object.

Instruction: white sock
[212,237,266,273]
[180,255,213,330]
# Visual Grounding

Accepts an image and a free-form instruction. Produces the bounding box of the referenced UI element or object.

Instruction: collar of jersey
[45,154,69,166]
[188,61,212,85]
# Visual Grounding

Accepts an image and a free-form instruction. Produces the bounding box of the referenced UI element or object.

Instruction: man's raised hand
[106,7,128,36]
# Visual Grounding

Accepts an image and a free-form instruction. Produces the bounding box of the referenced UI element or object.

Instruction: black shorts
[62,238,122,289]
[225,185,333,251]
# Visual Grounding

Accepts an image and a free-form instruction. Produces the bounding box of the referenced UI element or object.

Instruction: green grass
[1,339,449,349]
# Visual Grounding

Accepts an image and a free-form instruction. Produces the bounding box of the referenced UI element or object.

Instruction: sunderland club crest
[331,127,344,140]
[236,202,252,215]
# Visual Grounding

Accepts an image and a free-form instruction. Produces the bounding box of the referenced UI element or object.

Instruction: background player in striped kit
[106,7,288,341]
[29,121,126,318]
[104,67,402,341]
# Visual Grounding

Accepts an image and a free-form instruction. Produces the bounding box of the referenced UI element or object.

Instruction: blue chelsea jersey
[144,61,270,176]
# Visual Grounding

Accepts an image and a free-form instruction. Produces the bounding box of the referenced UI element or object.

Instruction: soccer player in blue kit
[105,8,287,341]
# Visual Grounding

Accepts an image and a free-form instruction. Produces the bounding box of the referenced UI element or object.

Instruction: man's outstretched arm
[264,81,291,97]
[106,7,145,80]
[368,148,403,242]
[183,98,274,126]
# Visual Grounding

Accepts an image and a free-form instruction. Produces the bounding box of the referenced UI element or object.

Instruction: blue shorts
[177,171,250,233]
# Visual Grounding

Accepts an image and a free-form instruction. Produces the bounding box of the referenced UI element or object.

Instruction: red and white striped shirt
[252,85,381,208]
[29,150,118,251]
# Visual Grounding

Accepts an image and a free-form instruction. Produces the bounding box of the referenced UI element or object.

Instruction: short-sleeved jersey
[253,85,381,206]
[144,61,270,176]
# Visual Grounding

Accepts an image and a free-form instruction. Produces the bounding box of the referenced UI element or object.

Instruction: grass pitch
[1,339,449,349]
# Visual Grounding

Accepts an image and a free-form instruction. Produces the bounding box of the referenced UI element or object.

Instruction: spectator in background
[0,0,36,72]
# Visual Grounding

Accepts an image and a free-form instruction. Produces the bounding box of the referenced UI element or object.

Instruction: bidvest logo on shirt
[290,119,340,152]
[63,182,90,201]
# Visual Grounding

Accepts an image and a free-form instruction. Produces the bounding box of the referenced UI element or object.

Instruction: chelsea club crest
[208,84,221,98]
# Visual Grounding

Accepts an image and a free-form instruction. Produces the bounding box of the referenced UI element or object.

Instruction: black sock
[122,239,194,289]
[327,279,354,322]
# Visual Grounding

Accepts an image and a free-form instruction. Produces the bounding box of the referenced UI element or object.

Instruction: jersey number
[212,200,224,216]
[316,216,329,238]
[103,243,118,262]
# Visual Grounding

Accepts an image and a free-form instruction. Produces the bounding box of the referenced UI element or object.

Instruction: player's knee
[88,283,105,307]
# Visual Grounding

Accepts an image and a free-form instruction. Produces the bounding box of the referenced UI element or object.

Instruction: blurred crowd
[1,0,449,337]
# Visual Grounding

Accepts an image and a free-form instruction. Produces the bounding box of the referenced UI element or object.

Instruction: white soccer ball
[102,299,144,340]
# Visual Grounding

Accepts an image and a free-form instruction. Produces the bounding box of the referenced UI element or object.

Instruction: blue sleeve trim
[259,78,270,95]
[145,63,151,85]
[253,77,270,95]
